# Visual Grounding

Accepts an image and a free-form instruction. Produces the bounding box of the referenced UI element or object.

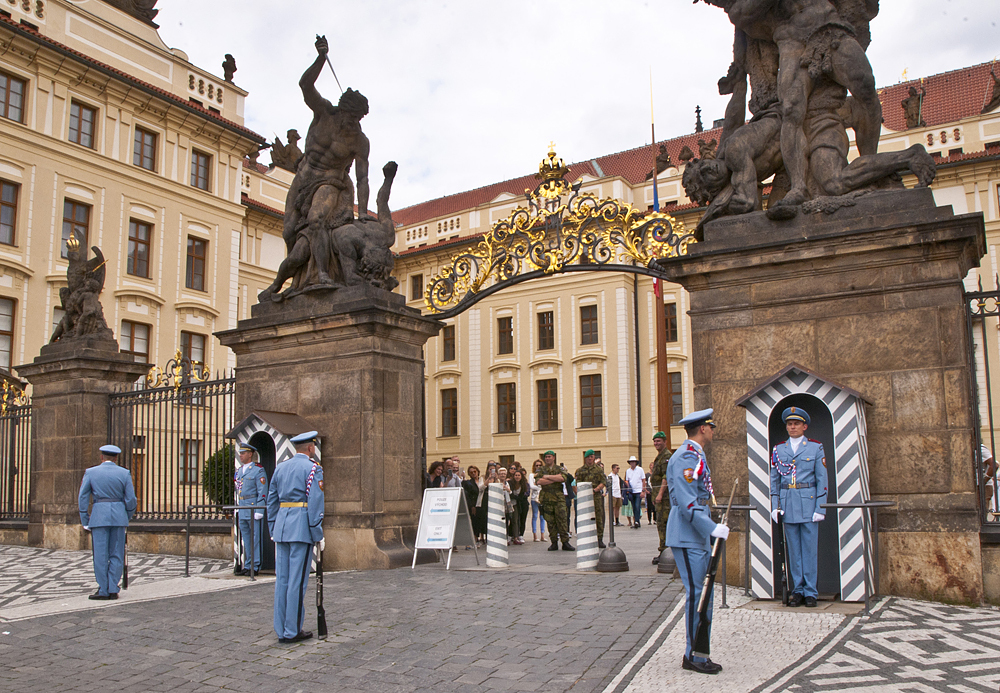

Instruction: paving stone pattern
[753,598,1000,693]
[0,562,683,693]
[0,545,229,608]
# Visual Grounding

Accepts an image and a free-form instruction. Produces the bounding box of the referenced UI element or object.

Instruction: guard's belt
[671,498,709,506]
[92,497,122,503]
[280,502,307,508]
[780,482,815,489]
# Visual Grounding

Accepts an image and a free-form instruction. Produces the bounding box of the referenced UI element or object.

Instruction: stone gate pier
[658,188,993,603]
[217,285,440,571]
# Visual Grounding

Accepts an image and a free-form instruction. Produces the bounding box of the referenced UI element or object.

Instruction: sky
[154,0,999,210]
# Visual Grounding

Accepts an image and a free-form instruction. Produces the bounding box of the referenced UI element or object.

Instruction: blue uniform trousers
[784,521,819,598]
[672,546,714,663]
[274,541,311,639]
[91,526,126,596]
[238,517,263,571]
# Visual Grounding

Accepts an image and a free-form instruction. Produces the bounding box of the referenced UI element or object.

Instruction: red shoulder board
[808,439,821,444]
[686,443,696,452]
[255,462,263,467]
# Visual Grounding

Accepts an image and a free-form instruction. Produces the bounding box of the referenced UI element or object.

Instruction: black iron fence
[0,396,31,521]
[107,360,236,521]
[965,280,1000,525]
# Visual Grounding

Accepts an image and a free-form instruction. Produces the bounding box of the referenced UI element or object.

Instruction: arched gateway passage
[421,147,698,320]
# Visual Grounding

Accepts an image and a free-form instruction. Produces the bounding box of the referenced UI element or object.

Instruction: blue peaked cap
[100,444,122,455]
[782,407,810,425]
[678,408,715,428]
[290,430,319,445]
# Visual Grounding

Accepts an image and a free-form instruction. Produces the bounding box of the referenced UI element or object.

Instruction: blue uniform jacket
[770,438,828,523]
[665,440,716,549]
[236,462,268,520]
[78,461,137,527]
[266,453,324,543]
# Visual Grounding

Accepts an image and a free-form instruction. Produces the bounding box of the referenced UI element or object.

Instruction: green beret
[543,450,556,457]
[583,449,595,457]
[652,431,667,440]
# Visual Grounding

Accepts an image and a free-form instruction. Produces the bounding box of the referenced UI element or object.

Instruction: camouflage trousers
[592,493,606,541]
[540,494,570,543]
[656,499,670,552]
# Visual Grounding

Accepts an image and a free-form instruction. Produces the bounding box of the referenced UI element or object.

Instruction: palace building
[0,0,290,379]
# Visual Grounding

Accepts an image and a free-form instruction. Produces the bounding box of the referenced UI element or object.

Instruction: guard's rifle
[691,479,738,659]
[122,529,129,589]
[316,542,328,639]
[777,505,792,605]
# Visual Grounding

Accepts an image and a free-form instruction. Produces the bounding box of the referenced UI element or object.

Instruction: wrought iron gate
[0,382,30,521]
[107,355,235,521]
[964,280,1000,525]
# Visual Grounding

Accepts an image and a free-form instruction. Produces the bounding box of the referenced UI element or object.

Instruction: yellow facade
[0,0,286,377]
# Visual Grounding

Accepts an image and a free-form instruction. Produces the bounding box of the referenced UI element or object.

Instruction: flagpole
[650,68,659,212]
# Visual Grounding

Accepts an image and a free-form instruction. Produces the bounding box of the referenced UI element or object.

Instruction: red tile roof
[395,61,998,228]
[0,14,265,144]
[879,60,998,132]
[242,160,270,173]
[241,193,283,218]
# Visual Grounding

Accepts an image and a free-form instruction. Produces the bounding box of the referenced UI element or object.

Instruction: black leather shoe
[652,556,660,565]
[682,656,721,674]
[804,596,817,607]
[597,540,606,549]
[88,592,110,600]
[562,542,575,551]
[107,593,119,600]
[788,593,804,607]
[240,568,251,576]
[548,543,559,551]
[279,631,313,644]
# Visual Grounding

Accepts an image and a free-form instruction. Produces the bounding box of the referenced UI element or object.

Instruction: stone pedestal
[216,284,441,571]
[16,336,149,549]
[658,188,988,603]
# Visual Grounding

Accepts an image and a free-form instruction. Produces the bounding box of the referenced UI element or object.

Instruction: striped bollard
[575,482,599,570]
[486,482,509,567]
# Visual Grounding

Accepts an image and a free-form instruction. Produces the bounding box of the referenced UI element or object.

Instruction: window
[61,200,90,259]
[442,325,455,361]
[665,303,678,343]
[497,383,516,433]
[69,101,96,148]
[580,374,603,428]
[497,317,513,354]
[499,454,514,468]
[181,331,206,365]
[127,220,152,278]
[186,236,207,291]
[179,439,200,484]
[120,320,150,363]
[537,379,558,430]
[410,274,423,300]
[0,297,13,369]
[133,127,157,171]
[538,311,554,350]
[0,71,26,123]
[52,307,65,337]
[580,305,598,345]
[190,150,211,191]
[441,388,458,437]
[669,372,683,425]
[0,181,18,246]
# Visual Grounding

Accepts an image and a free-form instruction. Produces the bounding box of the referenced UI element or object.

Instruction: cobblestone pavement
[0,545,230,609]
[2,532,999,693]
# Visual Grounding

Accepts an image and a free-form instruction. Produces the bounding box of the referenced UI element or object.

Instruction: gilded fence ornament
[145,350,211,390]
[0,379,28,415]
[423,146,696,318]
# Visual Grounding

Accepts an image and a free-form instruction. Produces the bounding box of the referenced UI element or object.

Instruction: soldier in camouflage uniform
[574,449,607,548]
[535,450,574,551]
[650,431,673,564]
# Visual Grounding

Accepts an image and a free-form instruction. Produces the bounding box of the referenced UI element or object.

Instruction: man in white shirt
[625,456,647,528]
[609,463,624,525]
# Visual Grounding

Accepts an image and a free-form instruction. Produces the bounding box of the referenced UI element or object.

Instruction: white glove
[254,512,263,520]
[710,524,730,540]
[319,537,326,552]
[771,509,782,523]
[812,512,825,523]
[83,526,90,531]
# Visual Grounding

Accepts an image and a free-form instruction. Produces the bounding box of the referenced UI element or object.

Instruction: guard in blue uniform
[235,442,268,575]
[666,409,728,675]
[267,431,324,643]
[770,406,828,607]
[78,444,137,600]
